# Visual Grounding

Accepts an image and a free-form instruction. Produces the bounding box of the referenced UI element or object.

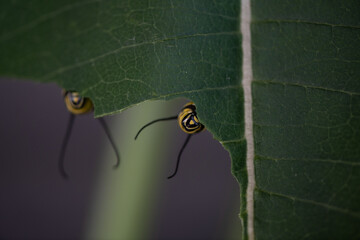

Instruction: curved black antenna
[134,116,178,140]
[168,134,193,179]
[98,118,120,168]
[58,114,76,179]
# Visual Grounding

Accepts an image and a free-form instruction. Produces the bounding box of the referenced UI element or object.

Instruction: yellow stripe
[64,92,93,115]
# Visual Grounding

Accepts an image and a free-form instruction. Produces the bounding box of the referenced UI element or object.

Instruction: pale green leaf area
[252,0,360,239]
[87,100,175,240]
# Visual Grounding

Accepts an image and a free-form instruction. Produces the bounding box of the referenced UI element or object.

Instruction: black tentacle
[167,134,193,179]
[134,116,178,140]
[98,118,120,169]
[58,114,76,179]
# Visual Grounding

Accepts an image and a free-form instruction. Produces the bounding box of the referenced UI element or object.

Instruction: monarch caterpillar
[59,90,120,179]
[135,102,205,179]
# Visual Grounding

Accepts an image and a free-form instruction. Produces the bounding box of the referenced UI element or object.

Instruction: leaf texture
[1,0,360,239]
[251,0,360,239]
[0,0,247,237]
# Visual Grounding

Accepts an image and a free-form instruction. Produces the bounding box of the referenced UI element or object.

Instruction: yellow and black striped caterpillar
[135,102,205,179]
[59,90,120,179]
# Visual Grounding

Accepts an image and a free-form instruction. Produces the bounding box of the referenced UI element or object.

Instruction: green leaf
[252,0,360,239]
[1,0,360,239]
[0,0,247,237]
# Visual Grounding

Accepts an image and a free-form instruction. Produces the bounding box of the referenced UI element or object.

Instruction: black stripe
[182,103,196,112]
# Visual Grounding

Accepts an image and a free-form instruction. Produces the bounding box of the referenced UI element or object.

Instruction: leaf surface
[0,0,247,236]
[1,0,360,239]
[252,0,360,239]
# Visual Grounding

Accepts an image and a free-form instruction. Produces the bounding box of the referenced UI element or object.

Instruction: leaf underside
[1,0,360,239]
[0,0,247,237]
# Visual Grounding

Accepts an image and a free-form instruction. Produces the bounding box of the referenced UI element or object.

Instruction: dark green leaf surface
[252,0,360,239]
[2,0,360,239]
[0,0,247,237]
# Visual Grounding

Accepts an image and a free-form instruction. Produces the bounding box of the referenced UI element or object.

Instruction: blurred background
[0,79,241,240]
